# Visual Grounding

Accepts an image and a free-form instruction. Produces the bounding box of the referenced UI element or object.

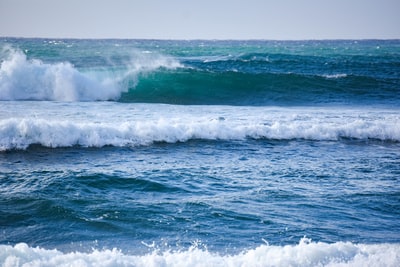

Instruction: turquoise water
[0,38,399,266]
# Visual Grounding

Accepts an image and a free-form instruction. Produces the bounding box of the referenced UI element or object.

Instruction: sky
[0,0,399,40]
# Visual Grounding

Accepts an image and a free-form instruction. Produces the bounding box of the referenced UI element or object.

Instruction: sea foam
[0,47,181,101]
[1,113,399,151]
[1,239,399,267]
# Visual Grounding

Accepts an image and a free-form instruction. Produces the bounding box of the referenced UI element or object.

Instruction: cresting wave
[0,47,181,101]
[1,239,399,267]
[1,115,399,151]
[1,45,399,105]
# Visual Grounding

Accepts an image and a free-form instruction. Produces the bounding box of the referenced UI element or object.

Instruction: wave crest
[0,47,120,101]
[0,47,181,101]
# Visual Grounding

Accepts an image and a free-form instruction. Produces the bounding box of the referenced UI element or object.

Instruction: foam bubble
[1,239,399,267]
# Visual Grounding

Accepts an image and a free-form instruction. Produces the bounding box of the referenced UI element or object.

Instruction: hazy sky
[0,0,399,40]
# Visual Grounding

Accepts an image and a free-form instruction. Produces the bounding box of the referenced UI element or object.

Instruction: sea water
[0,38,399,266]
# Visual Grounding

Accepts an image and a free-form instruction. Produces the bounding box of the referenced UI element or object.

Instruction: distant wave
[1,115,398,151]
[1,239,399,267]
[322,73,348,79]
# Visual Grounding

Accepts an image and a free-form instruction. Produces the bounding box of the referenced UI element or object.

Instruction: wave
[1,115,398,151]
[0,47,181,102]
[1,46,398,105]
[122,68,394,105]
[1,239,399,267]
[122,50,399,105]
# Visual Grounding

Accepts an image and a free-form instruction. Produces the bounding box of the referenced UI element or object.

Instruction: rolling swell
[119,45,400,106]
[121,67,397,105]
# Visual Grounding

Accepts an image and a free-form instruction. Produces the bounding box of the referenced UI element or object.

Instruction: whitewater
[1,38,399,266]
[0,102,399,151]
[0,45,181,102]
[2,239,399,267]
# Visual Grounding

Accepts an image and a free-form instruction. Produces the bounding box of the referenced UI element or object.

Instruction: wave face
[1,240,399,267]
[1,39,399,105]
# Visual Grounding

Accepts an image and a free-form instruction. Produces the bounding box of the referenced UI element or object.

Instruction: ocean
[0,38,399,266]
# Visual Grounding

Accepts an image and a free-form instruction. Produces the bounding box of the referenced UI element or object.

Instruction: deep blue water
[0,38,399,266]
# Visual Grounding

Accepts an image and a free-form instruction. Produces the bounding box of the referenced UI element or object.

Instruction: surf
[1,239,399,267]
[0,46,182,102]
[1,103,398,151]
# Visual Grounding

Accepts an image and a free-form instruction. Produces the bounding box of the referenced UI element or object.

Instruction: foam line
[1,239,399,267]
[1,116,398,151]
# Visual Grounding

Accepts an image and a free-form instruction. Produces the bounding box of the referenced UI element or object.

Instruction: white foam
[1,108,399,151]
[1,239,399,267]
[323,74,348,79]
[0,47,181,101]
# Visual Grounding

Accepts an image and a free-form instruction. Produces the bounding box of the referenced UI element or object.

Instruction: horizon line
[1,36,400,42]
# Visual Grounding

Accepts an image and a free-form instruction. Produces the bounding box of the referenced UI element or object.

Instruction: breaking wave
[0,47,181,101]
[1,115,399,151]
[1,239,399,267]
[1,45,399,106]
